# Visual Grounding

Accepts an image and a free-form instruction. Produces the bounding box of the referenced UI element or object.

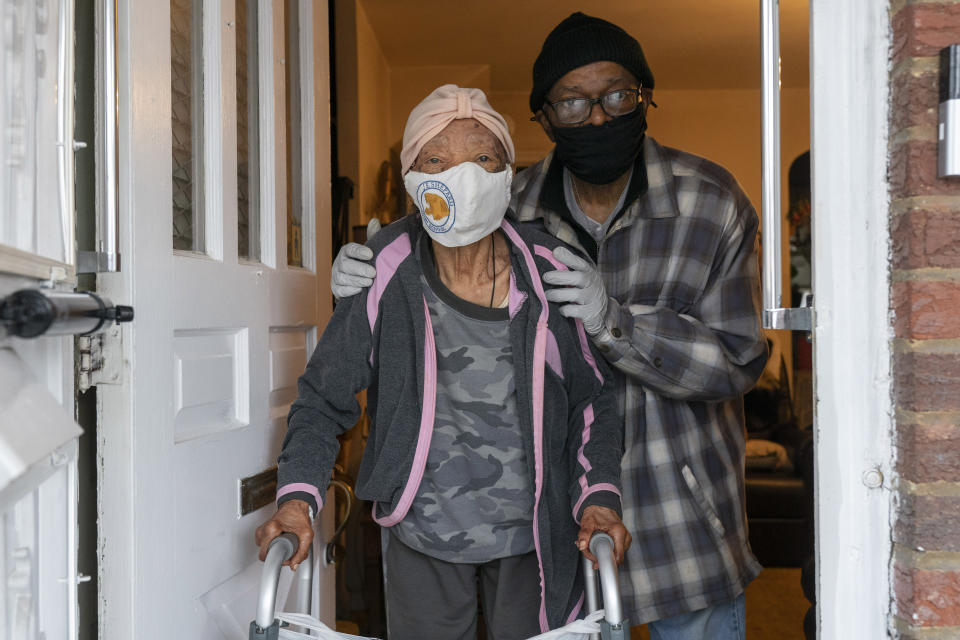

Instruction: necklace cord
[489,234,496,308]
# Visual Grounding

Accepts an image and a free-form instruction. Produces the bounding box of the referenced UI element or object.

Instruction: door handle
[0,289,133,338]
[760,0,812,332]
[323,478,355,566]
[78,0,120,273]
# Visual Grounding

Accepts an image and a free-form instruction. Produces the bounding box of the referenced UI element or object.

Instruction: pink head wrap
[400,84,516,175]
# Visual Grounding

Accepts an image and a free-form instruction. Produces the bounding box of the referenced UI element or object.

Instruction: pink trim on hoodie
[533,243,564,271]
[566,592,585,625]
[572,483,623,524]
[545,329,563,379]
[577,404,596,492]
[508,268,527,320]
[372,296,437,527]
[531,324,549,632]
[276,483,324,511]
[366,234,413,334]
[575,321,604,383]
[533,244,603,383]
[500,219,551,632]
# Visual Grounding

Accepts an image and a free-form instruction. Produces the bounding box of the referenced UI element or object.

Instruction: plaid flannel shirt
[510,136,768,624]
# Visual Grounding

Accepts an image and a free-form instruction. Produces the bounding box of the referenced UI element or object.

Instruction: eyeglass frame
[540,86,644,125]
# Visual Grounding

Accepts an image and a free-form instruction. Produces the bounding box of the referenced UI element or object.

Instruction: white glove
[542,246,609,336]
[330,219,381,299]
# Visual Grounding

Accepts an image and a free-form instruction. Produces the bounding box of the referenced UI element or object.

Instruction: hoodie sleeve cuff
[277,490,321,518]
[575,489,623,522]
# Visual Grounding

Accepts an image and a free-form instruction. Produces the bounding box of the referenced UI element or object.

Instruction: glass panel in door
[236,0,260,262]
[171,0,204,252]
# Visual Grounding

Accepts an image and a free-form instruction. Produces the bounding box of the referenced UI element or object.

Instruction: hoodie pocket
[681,464,726,538]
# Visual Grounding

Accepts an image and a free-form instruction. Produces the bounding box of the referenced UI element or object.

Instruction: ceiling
[359,0,810,93]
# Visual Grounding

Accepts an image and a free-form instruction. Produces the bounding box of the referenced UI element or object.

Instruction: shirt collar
[636,136,681,220]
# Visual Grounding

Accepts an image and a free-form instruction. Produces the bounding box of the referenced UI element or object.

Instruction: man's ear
[533,110,555,142]
[642,88,656,111]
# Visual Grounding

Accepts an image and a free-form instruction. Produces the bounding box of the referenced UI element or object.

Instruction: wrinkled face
[411,118,508,174]
[535,61,651,139]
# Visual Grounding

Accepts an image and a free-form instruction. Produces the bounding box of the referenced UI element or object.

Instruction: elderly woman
[256,85,629,639]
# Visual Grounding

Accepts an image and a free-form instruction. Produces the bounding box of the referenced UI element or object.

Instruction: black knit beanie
[529,12,654,113]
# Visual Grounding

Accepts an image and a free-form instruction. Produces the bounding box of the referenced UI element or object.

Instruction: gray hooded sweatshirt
[276,215,623,632]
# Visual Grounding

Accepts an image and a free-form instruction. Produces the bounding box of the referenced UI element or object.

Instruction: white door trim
[811,1,894,637]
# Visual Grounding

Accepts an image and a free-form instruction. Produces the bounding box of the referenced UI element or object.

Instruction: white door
[98,1,334,637]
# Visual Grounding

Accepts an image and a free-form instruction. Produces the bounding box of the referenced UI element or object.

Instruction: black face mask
[551,107,647,185]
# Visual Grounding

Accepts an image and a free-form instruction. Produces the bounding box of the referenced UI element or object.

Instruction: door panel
[100,1,333,636]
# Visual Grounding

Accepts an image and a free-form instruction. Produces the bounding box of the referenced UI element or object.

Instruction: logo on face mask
[415,180,456,234]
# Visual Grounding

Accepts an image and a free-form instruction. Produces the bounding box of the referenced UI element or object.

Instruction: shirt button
[653,357,663,368]
[611,327,622,338]
[599,344,611,353]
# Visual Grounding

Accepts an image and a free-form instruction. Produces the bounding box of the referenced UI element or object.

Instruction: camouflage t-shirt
[391,242,535,563]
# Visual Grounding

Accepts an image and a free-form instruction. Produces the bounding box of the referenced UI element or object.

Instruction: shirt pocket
[681,464,726,539]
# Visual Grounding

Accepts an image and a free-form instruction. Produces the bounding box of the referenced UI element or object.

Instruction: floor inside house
[630,569,808,639]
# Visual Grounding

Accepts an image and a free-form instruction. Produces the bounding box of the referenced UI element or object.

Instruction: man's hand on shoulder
[542,246,610,336]
[331,218,381,299]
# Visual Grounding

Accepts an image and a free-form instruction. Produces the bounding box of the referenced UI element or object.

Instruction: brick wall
[890,1,960,637]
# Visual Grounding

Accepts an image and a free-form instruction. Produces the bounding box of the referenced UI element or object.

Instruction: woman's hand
[255,499,314,571]
[576,505,632,567]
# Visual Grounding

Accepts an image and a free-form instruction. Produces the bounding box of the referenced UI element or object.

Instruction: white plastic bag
[276,611,378,639]
[524,609,605,640]
[274,609,606,640]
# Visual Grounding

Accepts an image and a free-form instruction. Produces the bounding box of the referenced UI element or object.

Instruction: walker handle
[583,554,601,640]
[253,532,314,634]
[588,532,625,628]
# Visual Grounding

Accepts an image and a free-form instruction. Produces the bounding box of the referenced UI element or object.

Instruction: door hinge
[76,324,123,392]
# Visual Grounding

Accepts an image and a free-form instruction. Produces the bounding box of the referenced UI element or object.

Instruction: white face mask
[404,162,513,248]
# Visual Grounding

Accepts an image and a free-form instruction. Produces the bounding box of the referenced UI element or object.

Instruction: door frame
[811,0,893,637]
[93,0,896,635]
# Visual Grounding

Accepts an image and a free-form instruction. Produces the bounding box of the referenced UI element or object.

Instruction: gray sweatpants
[383,531,541,640]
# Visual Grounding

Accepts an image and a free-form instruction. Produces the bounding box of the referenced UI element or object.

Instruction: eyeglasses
[545,88,643,125]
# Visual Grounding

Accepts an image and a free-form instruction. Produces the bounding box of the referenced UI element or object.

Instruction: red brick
[892,210,960,270]
[898,421,960,482]
[891,65,939,134]
[894,281,960,339]
[895,564,960,627]
[896,494,960,552]
[890,140,960,199]
[893,4,960,62]
[894,351,960,411]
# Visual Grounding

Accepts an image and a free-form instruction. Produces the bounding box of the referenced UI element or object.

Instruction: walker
[248,532,628,640]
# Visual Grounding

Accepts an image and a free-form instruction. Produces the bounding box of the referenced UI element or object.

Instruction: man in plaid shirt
[331,12,768,640]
